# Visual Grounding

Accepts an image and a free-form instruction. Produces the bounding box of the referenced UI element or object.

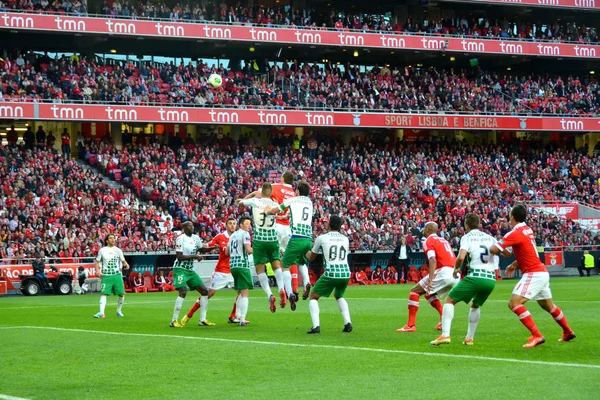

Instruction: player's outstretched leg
[229,294,239,323]
[397,288,423,332]
[198,295,215,326]
[94,295,107,318]
[425,294,444,330]
[464,306,480,345]
[182,297,201,326]
[538,300,576,342]
[510,297,545,348]
[290,264,299,299]
[299,264,312,300]
[431,301,454,346]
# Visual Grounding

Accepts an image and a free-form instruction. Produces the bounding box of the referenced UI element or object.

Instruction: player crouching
[304,215,352,334]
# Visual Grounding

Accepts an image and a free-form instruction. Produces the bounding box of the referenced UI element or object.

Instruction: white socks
[172,296,184,322]
[235,295,242,319]
[441,303,455,337]
[337,298,351,325]
[99,296,107,314]
[283,270,292,295]
[299,264,310,287]
[117,296,124,313]
[309,299,320,328]
[274,268,284,292]
[258,273,273,298]
[466,307,481,340]
[239,296,249,321]
[199,296,209,322]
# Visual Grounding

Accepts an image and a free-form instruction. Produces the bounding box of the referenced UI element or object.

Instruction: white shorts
[512,272,552,300]
[418,267,460,297]
[209,272,234,291]
[275,224,292,252]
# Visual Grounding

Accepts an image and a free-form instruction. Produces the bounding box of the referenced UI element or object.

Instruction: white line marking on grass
[1,325,598,370]
[0,394,31,400]
[1,298,599,310]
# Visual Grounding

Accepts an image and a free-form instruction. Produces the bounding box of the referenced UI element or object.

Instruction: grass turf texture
[1,278,599,400]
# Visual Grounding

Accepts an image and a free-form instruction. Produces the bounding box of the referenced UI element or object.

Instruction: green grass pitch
[1,278,599,400]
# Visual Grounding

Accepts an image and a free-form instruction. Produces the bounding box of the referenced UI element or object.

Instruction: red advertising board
[2,102,600,131]
[0,263,96,283]
[531,203,579,219]
[0,12,599,59]
[461,0,600,10]
[544,251,564,267]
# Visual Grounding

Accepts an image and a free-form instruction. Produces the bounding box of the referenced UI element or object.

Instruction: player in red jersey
[181,217,238,326]
[491,204,575,348]
[397,222,460,332]
[245,171,303,307]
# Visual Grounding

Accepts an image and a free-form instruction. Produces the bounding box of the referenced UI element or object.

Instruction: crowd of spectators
[2,130,599,260]
[0,139,182,262]
[87,131,600,253]
[2,52,600,115]
[3,0,598,44]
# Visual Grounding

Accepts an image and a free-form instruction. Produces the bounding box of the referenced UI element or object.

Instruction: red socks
[425,294,443,316]
[512,305,542,337]
[290,264,298,293]
[407,292,420,326]
[187,299,201,318]
[229,295,238,320]
[550,305,572,333]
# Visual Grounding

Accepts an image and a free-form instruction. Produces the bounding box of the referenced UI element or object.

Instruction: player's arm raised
[454,248,467,279]
[265,203,285,215]
[242,190,260,200]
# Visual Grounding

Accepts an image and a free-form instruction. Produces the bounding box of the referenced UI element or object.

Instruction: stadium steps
[76,160,122,190]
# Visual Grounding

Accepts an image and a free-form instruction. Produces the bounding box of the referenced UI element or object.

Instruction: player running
[226,216,253,326]
[397,221,459,332]
[181,217,238,326]
[238,183,285,312]
[94,233,130,318]
[169,221,214,328]
[431,213,498,346]
[266,181,313,311]
[305,215,353,334]
[245,170,296,307]
[490,204,576,348]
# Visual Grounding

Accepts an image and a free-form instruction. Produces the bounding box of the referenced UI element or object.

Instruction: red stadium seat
[407,267,420,284]
[420,265,429,279]
[143,271,159,292]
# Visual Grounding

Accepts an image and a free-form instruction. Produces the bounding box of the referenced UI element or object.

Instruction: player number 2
[479,245,489,264]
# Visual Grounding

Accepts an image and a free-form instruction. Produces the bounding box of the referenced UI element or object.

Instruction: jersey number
[479,245,489,264]
[328,245,347,261]
[301,207,310,221]
[231,240,239,253]
[259,213,275,228]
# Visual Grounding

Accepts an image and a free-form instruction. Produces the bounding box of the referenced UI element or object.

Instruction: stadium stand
[1,51,600,115]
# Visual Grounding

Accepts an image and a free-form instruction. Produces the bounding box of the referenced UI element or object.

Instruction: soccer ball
[208,73,222,88]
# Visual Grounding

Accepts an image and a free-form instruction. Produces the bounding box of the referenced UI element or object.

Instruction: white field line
[1,297,599,310]
[0,394,31,400]
[0,325,598,370]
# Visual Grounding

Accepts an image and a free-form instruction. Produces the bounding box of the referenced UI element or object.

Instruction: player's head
[329,215,342,232]
[400,237,406,245]
[282,171,294,185]
[105,233,116,247]
[510,204,527,227]
[423,221,438,238]
[182,221,194,235]
[261,182,273,198]
[238,216,252,232]
[296,181,310,196]
[464,213,480,232]
[226,217,237,234]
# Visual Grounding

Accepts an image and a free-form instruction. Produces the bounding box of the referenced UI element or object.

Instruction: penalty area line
[0,325,598,370]
[0,394,31,400]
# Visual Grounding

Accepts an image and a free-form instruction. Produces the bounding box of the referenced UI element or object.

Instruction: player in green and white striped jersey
[225,217,253,326]
[266,181,313,311]
[93,233,130,318]
[431,213,499,346]
[305,215,352,334]
[238,183,285,313]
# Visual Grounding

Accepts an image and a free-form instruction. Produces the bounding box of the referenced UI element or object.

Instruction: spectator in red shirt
[61,128,71,159]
